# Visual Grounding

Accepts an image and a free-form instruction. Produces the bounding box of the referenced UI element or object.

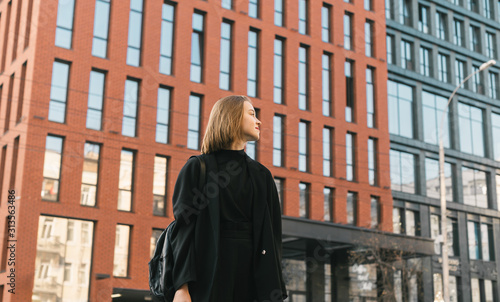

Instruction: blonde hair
[201,95,251,154]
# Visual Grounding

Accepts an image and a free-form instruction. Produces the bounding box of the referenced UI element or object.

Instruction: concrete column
[306,241,326,302]
[332,249,349,302]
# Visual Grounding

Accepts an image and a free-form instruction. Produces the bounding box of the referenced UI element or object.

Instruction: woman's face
[241,101,261,142]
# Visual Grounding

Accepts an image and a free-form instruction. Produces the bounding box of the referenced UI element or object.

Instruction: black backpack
[149,155,206,301]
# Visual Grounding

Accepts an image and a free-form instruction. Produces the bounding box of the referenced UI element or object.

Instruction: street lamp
[438,59,496,302]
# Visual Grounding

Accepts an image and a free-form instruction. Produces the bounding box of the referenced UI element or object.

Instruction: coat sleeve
[170,156,202,291]
[268,170,288,299]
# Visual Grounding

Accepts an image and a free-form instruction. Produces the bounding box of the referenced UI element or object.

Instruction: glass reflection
[33,216,93,301]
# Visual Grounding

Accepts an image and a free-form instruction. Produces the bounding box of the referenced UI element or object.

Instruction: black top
[214,149,253,223]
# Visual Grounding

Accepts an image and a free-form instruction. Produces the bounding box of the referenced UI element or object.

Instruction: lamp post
[438,59,496,302]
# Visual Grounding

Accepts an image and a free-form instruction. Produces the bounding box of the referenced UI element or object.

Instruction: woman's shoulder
[246,156,273,178]
[179,155,203,177]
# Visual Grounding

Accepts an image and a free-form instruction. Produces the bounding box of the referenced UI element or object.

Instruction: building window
[160,2,175,75]
[322,4,331,43]
[190,12,204,83]
[393,207,420,235]
[127,0,143,66]
[388,80,413,138]
[299,0,308,35]
[16,62,27,124]
[219,21,232,90]
[24,0,34,49]
[1,2,11,73]
[346,132,355,181]
[153,156,167,216]
[347,192,357,225]
[469,25,481,53]
[81,143,100,207]
[92,0,111,58]
[471,278,496,302]
[458,103,484,156]
[366,67,375,127]
[489,71,498,99]
[370,196,379,228]
[274,38,284,104]
[274,177,284,211]
[420,47,431,77]
[449,219,460,256]
[344,13,352,50]
[399,0,411,25]
[472,65,484,94]
[246,108,259,160]
[455,59,465,85]
[114,224,131,277]
[438,53,449,82]
[422,91,450,147]
[298,46,308,110]
[324,187,334,222]
[390,150,415,194]
[486,32,496,58]
[454,19,464,46]
[387,34,394,64]
[433,273,443,299]
[156,86,171,144]
[86,70,105,131]
[273,115,284,167]
[55,0,75,49]
[150,229,163,259]
[462,167,488,208]
[48,61,70,123]
[419,5,430,34]
[368,138,377,186]
[122,79,139,137]
[386,0,393,19]
[275,0,284,26]
[484,0,493,17]
[468,221,494,260]
[187,94,201,150]
[430,215,459,255]
[436,12,447,40]
[4,74,14,133]
[0,145,6,197]
[323,127,332,177]
[42,135,63,201]
[298,121,309,172]
[322,53,332,116]
[425,158,453,201]
[468,0,479,12]
[34,217,93,300]
[249,0,259,18]
[299,182,309,218]
[365,20,373,57]
[497,174,500,210]
[247,29,259,97]
[118,150,134,211]
[492,113,500,161]
[349,264,377,300]
[401,40,413,70]
[222,0,232,9]
[345,60,354,122]
[364,0,372,10]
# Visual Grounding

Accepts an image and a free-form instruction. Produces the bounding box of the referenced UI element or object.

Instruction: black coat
[170,152,287,302]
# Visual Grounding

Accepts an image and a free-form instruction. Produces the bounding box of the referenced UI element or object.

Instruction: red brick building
[0,0,433,301]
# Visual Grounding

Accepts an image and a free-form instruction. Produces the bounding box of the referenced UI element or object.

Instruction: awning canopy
[282,216,435,259]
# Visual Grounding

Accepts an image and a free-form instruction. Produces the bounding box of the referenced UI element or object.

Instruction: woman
[170,95,287,302]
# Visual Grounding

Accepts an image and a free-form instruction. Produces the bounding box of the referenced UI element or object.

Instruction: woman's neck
[228,140,246,150]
